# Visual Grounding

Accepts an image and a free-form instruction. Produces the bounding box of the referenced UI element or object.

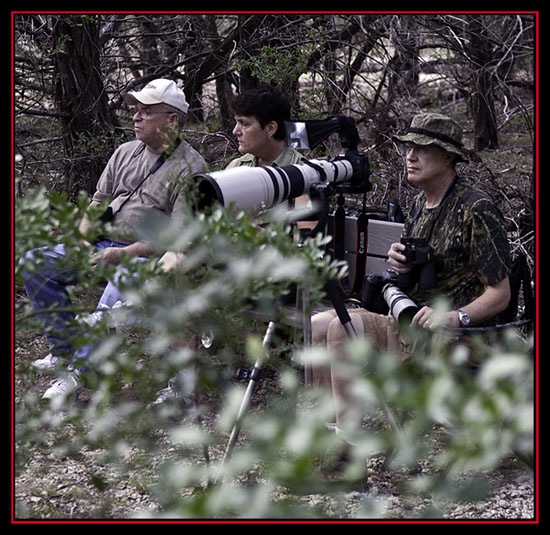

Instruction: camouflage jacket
[402,176,510,319]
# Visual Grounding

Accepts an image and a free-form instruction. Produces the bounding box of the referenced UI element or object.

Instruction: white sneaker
[77,301,134,334]
[32,353,60,371]
[42,372,81,402]
[151,381,179,405]
[111,300,135,335]
[150,377,196,409]
[76,304,110,327]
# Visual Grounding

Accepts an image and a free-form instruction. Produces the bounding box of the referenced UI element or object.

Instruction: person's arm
[80,200,155,264]
[412,277,511,329]
[78,200,102,246]
[388,241,512,328]
[91,241,155,266]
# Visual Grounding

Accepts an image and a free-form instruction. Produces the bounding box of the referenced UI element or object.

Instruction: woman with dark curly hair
[226,85,314,230]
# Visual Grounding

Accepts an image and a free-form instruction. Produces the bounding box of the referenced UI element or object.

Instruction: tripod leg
[324,279,406,442]
[324,279,357,338]
[219,321,277,470]
[297,287,313,385]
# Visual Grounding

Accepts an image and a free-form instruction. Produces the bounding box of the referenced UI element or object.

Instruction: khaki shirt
[93,139,206,244]
[228,147,304,168]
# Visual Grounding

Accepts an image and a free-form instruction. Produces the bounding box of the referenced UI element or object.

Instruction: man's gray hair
[161,103,187,130]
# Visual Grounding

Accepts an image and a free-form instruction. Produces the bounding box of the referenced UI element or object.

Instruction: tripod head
[285,115,370,198]
[285,115,361,151]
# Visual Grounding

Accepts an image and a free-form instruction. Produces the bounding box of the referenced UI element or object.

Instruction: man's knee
[326,316,351,347]
[19,246,46,286]
[311,311,335,344]
[20,244,66,271]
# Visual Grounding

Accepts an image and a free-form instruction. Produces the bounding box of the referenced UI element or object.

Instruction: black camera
[99,206,114,223]
[362,269,418,326]
[398,237,436,289]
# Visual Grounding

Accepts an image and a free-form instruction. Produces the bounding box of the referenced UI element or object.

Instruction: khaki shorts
[323,308,412,362]
[326,308,477,366]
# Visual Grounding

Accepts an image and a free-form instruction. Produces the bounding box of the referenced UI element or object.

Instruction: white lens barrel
[196,159,354,210]
[382,284,418,322]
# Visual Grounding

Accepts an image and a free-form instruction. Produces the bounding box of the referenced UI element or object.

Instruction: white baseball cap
[123,78,189,114]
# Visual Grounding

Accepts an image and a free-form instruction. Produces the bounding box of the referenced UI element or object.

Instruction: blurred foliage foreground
[14,183,534,519]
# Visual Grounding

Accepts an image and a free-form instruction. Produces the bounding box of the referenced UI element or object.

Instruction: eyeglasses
[399,143,433,157]
[132,107,171,119]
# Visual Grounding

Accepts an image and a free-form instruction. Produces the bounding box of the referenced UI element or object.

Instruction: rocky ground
[14,448,534,522]
[13,363,536,523]
[13,287,536,522]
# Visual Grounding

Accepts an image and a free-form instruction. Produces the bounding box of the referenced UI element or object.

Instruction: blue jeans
[21,240,127,363]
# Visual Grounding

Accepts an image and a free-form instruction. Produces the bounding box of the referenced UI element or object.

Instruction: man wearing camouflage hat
[311,112,511,436]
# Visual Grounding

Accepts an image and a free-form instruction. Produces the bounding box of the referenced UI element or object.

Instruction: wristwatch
[457,309,470,327]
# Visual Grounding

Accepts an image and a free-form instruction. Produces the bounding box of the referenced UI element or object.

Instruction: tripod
[214,183,406,481]
[217,279,356,472]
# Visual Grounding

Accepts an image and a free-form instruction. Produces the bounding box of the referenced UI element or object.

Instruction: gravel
[14,335,536,522]
[14,446,535,521]
[14,383,536,522]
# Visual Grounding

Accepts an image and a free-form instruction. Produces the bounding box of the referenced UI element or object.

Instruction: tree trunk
[386,16,419,103]
[467,16,499,151]
[52,15,120,197]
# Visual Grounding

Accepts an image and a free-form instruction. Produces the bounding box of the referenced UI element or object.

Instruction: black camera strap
[108,138,180,221]
[333,194,369,298]
[405,174,459,241]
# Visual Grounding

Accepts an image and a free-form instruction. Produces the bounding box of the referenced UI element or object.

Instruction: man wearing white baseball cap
[124,78,190,114]
[122,79,190,151]
[22,78,207,403]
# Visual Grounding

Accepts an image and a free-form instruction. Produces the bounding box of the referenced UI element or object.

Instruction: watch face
[459,311,470,326]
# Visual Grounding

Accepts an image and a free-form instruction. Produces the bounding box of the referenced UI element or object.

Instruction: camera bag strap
[406,174,459,240]
[114,153,166,216]
[333,195,369,298]
[108,138,182,221]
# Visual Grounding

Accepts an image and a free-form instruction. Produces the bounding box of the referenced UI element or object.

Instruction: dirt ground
[13,317,535,521]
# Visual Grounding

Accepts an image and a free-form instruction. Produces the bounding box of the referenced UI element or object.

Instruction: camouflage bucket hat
[393,113,474,163]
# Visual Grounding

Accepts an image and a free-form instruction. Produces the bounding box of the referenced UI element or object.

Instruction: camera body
[331,149,371,195]
[401,237,432,265]
[399,237,436,289]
